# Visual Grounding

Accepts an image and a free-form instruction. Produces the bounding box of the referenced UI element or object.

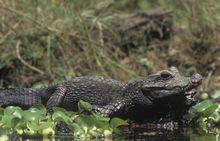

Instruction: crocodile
[0,67,202,118]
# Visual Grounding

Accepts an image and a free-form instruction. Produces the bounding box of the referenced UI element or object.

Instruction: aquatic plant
[0,100,127,139]
[185,90,220,133]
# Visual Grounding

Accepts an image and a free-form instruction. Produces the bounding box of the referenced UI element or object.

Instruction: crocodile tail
[0,88,42,109]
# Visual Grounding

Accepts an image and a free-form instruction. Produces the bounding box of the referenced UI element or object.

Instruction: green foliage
[0,0,219,92]
[185,90,220,133]
[0,101,127,139]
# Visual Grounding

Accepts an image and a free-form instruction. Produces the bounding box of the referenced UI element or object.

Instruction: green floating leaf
[0,115,22,129]
[27,120,53,131]
[110,117,128,131]
[211,90,220,99]
[78,100,92,112]
[74,115,94,128]
[42,127,55,136]
[52,110,72,125]
[23,107,46,121]
[192,100,218,117]
[0,106,23,129]
[93,115,110,130]
[4,106,22,115]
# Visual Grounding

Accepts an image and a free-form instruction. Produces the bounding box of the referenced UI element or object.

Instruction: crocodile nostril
[190,73,202,85]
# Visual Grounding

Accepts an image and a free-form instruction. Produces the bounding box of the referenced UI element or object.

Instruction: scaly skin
[0,67,202,118]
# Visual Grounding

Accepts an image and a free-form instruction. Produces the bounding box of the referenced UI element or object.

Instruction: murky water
[122,128,219,141]
[1,127,219,141]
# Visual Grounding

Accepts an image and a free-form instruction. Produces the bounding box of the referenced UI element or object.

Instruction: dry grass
[0,0,220,91]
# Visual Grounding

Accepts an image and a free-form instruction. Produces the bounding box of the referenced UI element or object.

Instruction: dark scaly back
[61,76,126,110]
[0,88,42,109]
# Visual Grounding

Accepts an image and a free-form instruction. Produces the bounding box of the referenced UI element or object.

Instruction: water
[1,127,219,141]
[122,127,219,141]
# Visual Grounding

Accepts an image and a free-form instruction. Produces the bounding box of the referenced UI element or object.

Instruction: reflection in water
[1,124,219,141]
[120,123,219,141]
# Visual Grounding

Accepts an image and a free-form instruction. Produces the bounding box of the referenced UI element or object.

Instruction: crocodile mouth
[185,88,197,96]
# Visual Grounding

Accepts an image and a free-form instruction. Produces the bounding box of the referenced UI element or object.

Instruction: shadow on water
[121,127,219,141]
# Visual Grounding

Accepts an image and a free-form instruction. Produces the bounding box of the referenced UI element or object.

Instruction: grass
[0,0,219,92]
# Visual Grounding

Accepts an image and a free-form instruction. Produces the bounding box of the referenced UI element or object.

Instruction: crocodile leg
[93,98,132,117]
[46,85,67,111]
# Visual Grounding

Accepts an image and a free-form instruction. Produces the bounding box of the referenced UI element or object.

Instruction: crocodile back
[61,76,126,110]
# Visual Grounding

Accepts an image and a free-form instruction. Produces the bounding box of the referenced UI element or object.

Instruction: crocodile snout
[190,73,202,86]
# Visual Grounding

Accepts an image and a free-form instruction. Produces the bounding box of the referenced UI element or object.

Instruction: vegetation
[185,90,220,134]
[0,0,220,140]
[0,94,219,139]
[0,0,219,90]
[0,100,127,140]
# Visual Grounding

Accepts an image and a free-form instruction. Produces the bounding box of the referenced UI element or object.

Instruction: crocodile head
[140,67,202,101]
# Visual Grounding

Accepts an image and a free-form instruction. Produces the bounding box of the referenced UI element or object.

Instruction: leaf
[0,106,23,128]
[27,120,53,131]
[4,106,22,115]
[52,111,72,125]
[211,90,220,99]
[78,100,92,113]
[22,107,46,121]
[42,127,55,136]
[0,115,22,129]
[74,115,94,128]
[110,117,128,130]
[88,113,111,130]
[192,100,218,117]
[32,82,45,89]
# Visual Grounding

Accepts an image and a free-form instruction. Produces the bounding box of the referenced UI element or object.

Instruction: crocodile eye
[160,71,172,80]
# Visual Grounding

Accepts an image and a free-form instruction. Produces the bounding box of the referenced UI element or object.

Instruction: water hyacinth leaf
[209,105,220,124]
[23,129,36,135]
[71,122,84,134]
[27,120,53,131]
[92,115,111,130]
[14,120,27,130]
[192,100,218,116]
[211,90,220,99]
[74,115,95,128]
[4,106,22,115]
[1,107,23,128]
[110,117,128,130]
[31,105,47,114]
[0,115,22,129]
[78,100,92,113]
[42,127,55,136]
[22,107,46,121]
[74,114,110,133]
[52,111,72,125]
[201,104,218,117]
[92,113,110,122]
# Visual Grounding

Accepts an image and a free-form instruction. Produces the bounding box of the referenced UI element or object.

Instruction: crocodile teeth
[185,89,197,96]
